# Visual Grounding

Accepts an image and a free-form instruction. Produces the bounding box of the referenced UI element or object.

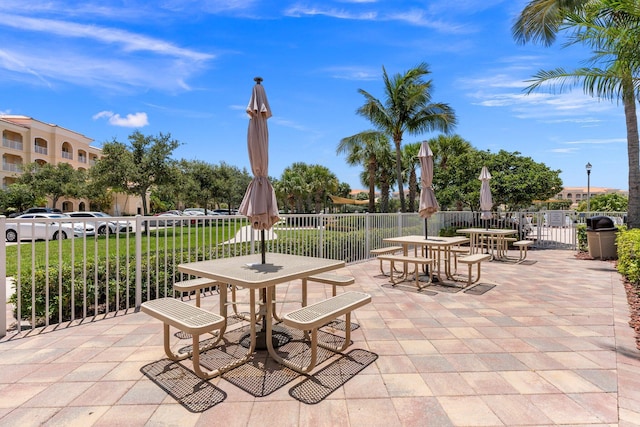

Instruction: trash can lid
[586,216,615,230]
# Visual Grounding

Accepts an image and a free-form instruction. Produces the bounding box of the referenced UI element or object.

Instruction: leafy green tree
[485,150,563,210]
[0,183,39,214]
[215,162,252,212]
[337,130,390,213]
[429,135,475,210]
[578,192,628,211]
[307,164,339,214]
[17,162,85,208]
[278,164,309,212]
[90,131,180,215]
[356,63,457,212]
[514,0,640,228]
[402,142,422,213]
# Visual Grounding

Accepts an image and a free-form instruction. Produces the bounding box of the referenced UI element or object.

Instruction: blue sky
[0,0,630,192]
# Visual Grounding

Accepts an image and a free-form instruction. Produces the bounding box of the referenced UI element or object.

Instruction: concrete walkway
[0,249,638,426]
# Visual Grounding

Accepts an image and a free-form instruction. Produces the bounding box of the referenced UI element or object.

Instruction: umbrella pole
[422,218,439,283]
[261,229,266,264]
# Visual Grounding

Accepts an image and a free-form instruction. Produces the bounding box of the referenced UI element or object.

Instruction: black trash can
[585,216,618,260]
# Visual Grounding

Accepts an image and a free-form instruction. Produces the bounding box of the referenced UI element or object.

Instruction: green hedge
[617,228,640,285]
[9,244,251,327]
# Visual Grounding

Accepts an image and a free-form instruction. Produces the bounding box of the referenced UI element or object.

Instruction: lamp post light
[586,162,592,212]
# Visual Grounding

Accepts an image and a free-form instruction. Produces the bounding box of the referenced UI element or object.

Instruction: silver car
[6,213,96,242]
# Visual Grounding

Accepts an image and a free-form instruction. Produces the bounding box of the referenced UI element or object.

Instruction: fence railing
[1,210,626,337]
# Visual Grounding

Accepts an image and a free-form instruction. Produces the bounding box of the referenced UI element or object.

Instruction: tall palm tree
[401,142,422,213]
[514,0,640,228]
[337,131,391,213]
[356,63,457,212]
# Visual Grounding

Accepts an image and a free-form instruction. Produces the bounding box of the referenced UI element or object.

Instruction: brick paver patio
[1,249,639,426]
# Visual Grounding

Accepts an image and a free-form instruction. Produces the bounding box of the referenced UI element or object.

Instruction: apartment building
[1,115,143,215]
[555,186,629,208]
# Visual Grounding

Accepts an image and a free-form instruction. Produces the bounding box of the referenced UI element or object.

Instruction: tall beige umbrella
[479,166,493,228]
[418,140,439,238]
[238,77,280,264]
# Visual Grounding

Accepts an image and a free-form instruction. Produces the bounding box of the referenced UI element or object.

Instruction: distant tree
[356,62,456,212]
[432,148,562,211]
[402,142,421,213]
[578,192,628,212]
[277,165,308,213]
[337,130,391,213]
[90,131,180,215]
[17,162,85,209]
[307,164,339,213]
[216,162,252,212]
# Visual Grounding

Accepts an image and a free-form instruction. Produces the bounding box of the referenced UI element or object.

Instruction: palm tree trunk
[394,139,406,212]
[368,155,376,213]
[623,77,640,229]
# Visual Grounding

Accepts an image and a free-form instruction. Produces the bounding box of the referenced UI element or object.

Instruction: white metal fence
[0,210,626,336]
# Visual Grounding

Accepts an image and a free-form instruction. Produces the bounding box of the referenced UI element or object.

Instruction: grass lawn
[5,222,244,277]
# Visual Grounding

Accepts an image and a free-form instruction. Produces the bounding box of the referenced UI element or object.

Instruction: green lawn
[5,222,244,277]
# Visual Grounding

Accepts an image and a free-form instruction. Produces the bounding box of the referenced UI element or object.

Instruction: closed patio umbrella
[238,77,280,264]
[418,140,439,238]
[479,166,493,227]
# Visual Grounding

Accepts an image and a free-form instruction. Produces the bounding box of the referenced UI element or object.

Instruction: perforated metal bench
[304,273,354,296]
[513,240,533,263]
[173,278,223,307]
[376,254,435,290]
[370,246,403,275]
[457,253,491,287]
[141,297,245,379]
[272,291,371,373]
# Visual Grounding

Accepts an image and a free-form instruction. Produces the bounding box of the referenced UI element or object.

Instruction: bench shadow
[140,359,226,413]
[289,349,378,404]
[463,283,497,295]
[198,323,361,398]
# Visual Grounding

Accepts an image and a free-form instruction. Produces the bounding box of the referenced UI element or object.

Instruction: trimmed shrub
[617,228,640,285]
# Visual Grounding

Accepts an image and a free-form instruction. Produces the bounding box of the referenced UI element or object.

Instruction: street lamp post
[586,162,592,212]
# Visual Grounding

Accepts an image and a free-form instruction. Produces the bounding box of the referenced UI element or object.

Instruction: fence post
[135,215,142,309]
[365,213,370,256]
[318,213,324,258]
[0,216,6,337]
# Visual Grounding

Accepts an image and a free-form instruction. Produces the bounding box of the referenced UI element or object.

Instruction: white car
[6,213,96,242]
[67,211,133,235]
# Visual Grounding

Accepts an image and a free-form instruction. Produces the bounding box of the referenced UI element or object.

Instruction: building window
[61,142,73,160]
[34,137,48,155]
[2,130,23,150]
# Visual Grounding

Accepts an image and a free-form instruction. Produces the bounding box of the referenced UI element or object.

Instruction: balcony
[2,138,23,150]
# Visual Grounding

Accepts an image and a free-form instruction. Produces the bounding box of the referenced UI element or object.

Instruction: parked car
[212,208,239,215]
[183,208,219,216]
[66,211,133,235]
[8,207,63,218]
[145,211,186,227]
[6,213,96,242]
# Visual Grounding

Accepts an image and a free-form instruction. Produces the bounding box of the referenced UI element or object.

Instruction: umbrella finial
[254,76,263,84]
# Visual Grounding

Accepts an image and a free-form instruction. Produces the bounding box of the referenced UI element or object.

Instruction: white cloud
[323,66,379,81]
[93,111,149,127]
[564,138,626,145]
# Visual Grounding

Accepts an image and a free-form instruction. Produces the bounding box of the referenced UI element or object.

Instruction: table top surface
[383,235,470,246]
[178,253,345,289]
[456,228,518,236]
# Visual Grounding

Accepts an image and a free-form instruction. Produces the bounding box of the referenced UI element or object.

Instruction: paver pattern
[1,249,639,426]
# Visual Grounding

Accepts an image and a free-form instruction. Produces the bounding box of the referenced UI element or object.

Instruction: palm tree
[514,0,640,228]
[356,63,457,212]
[401,142,422,213]
[337,131,391,213]
[512,0,590,45]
